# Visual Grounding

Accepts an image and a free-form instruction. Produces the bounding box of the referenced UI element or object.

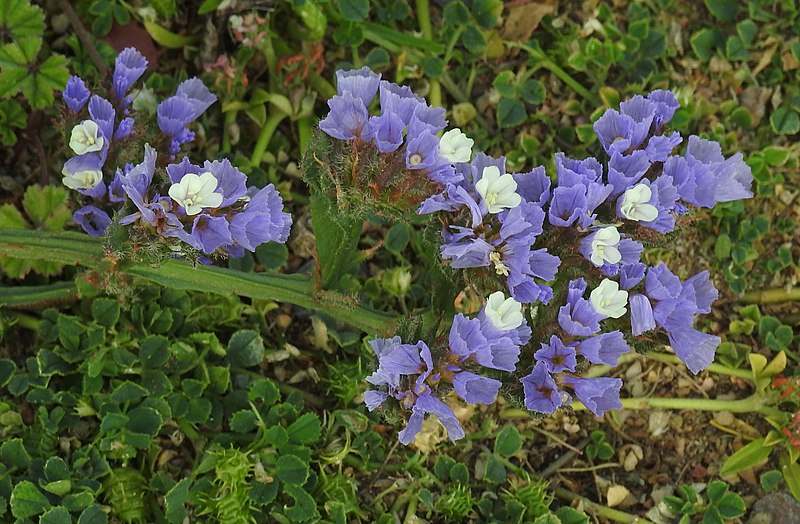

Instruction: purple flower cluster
[365,292,531,444]
[61,47,292,257]
[319,67,460,186]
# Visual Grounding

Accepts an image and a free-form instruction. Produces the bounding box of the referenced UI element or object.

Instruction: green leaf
[338,0,369,21]
[385,223,410,254]
[143,20,199,48]
[255,241,289,270]
[126,406,163,437]
[22,185,71,231]
[78,504,108,524]
[229,410,258,433]
[714,234,731,259]
[690,28,722,62]
[40,506,72,524]
[443,1,470,25]
[332,21,365,47]
[283,484,317,522]
[264,425,289,447]
[714,492,746,519]
[364,47,390,69]
[493,71,517,98]
[92,298,120,328]
[0,203,27,229]
[111,381,149,404]
[449,463,469,484]
[494,426,522,457]
[725,36,749,61]
[165,478,191,524]
[10,480,49,519]
[287,413,321,444]
[461,25,486,54]
[249,378,280,404]
[519,79,546,105]
[472,0,502,28]
[0,438,30,468]
[276,454,310,485]
[198,0,224,15]
[736,20,758,46]
[720,437,774,475]
[555,506,590,524]
[497,98,527,128]
[705,0,738,22]
[226,329,265,367]
[42,480,72,497]
[61,491,93,512]
[44,456,70,481]
[760,470,783,493]
[770,107,800,135]
[0,0,45,42]
[140,335,170,368]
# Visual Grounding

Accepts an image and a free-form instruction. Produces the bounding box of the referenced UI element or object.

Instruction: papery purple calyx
[629,294,656,336]
[647,89,679,129]
[534,335,577,373]
[558,278,602,336]
[319,92,371,141]
[336,67,381,106]
[397,392,465,445]
[63,76,90,113]
[192,214,233,254]
[521,361,563,414]
[157,96,195,138]
[452,371,501,404]
[576,331,630,366]
[645,263,682,301]
[113,47,148,103]
[88,95,116,141]
[566,376,623,417]
[228,184,292,251]
[619,95,657,148]
[73,206,111,237]
[175,78,217,120]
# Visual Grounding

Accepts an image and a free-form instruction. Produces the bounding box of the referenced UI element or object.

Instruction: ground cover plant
[0,0,799,522]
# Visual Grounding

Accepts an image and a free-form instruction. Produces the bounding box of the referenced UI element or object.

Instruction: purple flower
[645,132,682,163]
[663,155,717,208]
[548,185,587,227]
[119,145,157,225]
[534,336,577,373]
[521,361,563,414]
[620,262,646,290]
[576,331,630,366]
[405,116,442,172]
[336,67,381,106]
[681,271,718,314]
[558,278,602,336]
[228,184,292,251]
[379,81,420,124]
[319,92,371,141]
[607,150,651,197]
[157,96,195,138]
[108,170,126,203]
[629,294,656,336]
[175,78,217,120]
[192,214,232,254]
[73,206,111,236]
[593,109,634,155]
[452,372,501,404]
[647,89,680,129]
[667,327,721,375]
[619,95,657,149]
[167,158,247,208]
[555,153,603,187]
[113,47,148,103]
[369,112,405,153]
[645,263,681,301]
[63,76,90,113]
[440,226,493,268]
[513,165,550,207]
[566,377,623,417]
[685,136,753,203]
[398,392,464,445]
[88,95,116,142]
[114,117,135,140]
[449,314,488,361]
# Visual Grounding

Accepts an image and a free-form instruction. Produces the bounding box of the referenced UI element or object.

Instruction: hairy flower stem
[0,230,397,335]
[742,286,800,304]
[505,41,597,103]
[553,487,655,524]
[250,110,287,166]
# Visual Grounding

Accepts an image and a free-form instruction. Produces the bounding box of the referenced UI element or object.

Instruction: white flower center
[408,153,423,166]
[475,166,521,214]
[589,226,622,266]
[589,278,628,319]
[620,183,658,222]
[484,291,524,331]
[168,172,224,216]
[69,120,105,155]
[439,128,474,163]
[62,169,102,190]
[489,251,510,276]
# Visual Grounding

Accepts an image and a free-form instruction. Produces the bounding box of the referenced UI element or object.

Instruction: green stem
[571,393,769,414]
[311,75,337,100]
[742,286,800,304]
[584,352,751,380]
[297,117,313,156]
[250,110,288,166]
[0,230,397,335]
[5,311,41,330]
[439,73,491,129]
[415,0,441,107]
[221,109,238,153]
[403,493,419,524]
[0,281,78,308]
[505,41,596,103]
[553,487,654,524]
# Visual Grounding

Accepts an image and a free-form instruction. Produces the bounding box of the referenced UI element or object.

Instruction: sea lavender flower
[88,95,116,143]
[558,278,603,336]
[565,377,623,417]
[576,331,630,366]
[521,361,564,414]
[63,76,90,113]
[175,78,218,119]
[318,91,371,141]
[534,336,578,373]
[73,206,111,237]
[684,135,753,203]
[113,47,148,104]
[589,279,628,319]
[475,166,522,214]
[168,172,224,216]
[439,128,474,163]
[69,120,104,155]
[647,89,680,129]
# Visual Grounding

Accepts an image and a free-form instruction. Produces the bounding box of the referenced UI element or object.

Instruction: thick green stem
[0,230,397,335]
[250,110,287,166]
[742,286,800,304]
[571,393,769,414]
[505,41,596,103]
[297,117,313,156]
[415,0,441,107]
[585,352,752,380]
[553,487,654,524]
[0,281,78,308]
[221,109,238,153]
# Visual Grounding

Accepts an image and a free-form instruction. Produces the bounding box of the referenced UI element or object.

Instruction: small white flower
[69,120,104,155]
[620,183,658,222]
[485,291,524,331]
[475,166,521,214]
[168,172,224,216]
[439,128,474,163]
[590,226,622,267]
[61,168,102,190]
[589,279,628,319]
